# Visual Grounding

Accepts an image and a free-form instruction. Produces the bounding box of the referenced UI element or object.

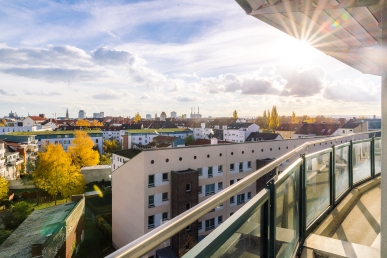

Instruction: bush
[3,201,33,229]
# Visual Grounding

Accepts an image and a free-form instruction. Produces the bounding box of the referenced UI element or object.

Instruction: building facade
[223,123,260,143]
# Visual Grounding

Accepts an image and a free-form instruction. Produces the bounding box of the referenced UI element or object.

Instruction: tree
[0,176,8,200]
[103,139,120,153]
[99,154,111,165]
[269,106,280,130]
[134,112,141,123]
[75,119,91,126]
[90,120,103,126]
[33,143,85,205]
[68,130,100,168]
[184,135,195,145]
[267,110,271,129]
[291,111,298,124]
[3,201,33,229]
[232,110,238,118]
[0,119,5,127]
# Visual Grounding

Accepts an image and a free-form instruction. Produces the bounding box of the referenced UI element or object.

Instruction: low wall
[8,180,35,189]
[81,165,111,183]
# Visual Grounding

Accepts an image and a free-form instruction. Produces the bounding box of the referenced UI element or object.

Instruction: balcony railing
[106,131,381,258]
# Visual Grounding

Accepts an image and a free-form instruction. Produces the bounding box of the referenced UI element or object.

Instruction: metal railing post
[349,140,354,189]
[298,154,307,255]
[266,179,276,258]
[330,146,336,208]
[261,199,270,257]
[371,137,375,178]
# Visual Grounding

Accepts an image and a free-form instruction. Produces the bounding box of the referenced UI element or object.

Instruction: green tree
[3,201,33,229]
[0,176,8,200]
[33,143,85,205]
[184,135,195,145]
[68,130,100,168]
[232,110,238,118]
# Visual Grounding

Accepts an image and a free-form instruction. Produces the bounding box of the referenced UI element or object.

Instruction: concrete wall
[81,165,111,183]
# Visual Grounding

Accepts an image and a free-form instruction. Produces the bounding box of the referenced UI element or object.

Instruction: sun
[273,37,317,65]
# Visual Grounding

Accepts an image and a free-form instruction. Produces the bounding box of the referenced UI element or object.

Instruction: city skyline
[0,0,381,117]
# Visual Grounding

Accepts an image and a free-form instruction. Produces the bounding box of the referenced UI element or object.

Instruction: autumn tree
[134,112,141,122]
[76,119,91,126]
[0,119,5,127]
[90,119,103,126]
[291,111,298,124]
[68,130,100,168]
[232,110,238,118]
[269,106,280,131]
[0,176,8,200]
[33,144,85,204]
[103,139,120,153]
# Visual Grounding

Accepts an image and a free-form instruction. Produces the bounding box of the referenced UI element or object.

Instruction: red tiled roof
[28,116,46,121]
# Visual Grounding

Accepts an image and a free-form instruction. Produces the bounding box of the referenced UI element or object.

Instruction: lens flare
[93,184,103,198]
[331,21,340,29]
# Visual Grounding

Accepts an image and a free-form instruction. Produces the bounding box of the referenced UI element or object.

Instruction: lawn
[75,216,115,258]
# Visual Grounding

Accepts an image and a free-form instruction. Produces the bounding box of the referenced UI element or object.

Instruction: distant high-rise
[78,110,86,119]
[146,114,151,120]
[171,111,177,118]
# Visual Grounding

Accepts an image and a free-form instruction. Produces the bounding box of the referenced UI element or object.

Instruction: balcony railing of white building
[106,130,381,258]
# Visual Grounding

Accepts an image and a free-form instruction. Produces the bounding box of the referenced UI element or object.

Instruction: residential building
[122,129,193,150]
[188,138,229,146]
[245,132,282,141]
[160,112,167,121]
[2,143,24,180]
[112,133,370,257]
[78,110,86,119]
[0,195,85,258]
[0,124,53,135]
[6,131,103,154]
[294,123,340,139]
[0,141,6,178]
[111,149,142,172]
[22,115,47,127]
[339,118,368,135]
[275,124,302,139]
[192,123,214,139]
[223,123,260,143]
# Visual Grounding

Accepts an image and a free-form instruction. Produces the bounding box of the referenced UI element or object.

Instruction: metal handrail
[106,130,380,258]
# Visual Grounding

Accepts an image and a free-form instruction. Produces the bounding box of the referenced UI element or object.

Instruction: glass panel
[275,168,299,257]
[306,152,331,226]
[352,141,371,183]
[335,146,349,199]
[375,139,381,175]
[210,205,265,257]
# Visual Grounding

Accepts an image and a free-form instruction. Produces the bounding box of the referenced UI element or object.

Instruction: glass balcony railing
[106,132,381,258]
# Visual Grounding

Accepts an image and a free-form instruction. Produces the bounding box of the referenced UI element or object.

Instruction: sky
[0,0,382,119]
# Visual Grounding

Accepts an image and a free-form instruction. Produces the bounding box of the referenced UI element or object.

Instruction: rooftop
[113,149,142,159]
[125,128,191,134]
[9,130,102,135]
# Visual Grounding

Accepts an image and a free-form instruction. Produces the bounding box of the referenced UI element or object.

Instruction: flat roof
[8,130,102,135]
[125,128,192,134]
[0,201,77,257]
[113,149,142,159]
[81,164,111,170]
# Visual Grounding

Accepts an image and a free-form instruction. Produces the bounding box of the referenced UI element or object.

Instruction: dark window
[148,175,155,188]
[239,162,243,172]
[218,216,223,224]
[186,184,191,192]
[198,221,202,230]
[186,203,191,210]
[230,163,235,171]
[205,184,215,195]
[208,167,213,177]
[162,192,168,201]
[198,185,202,194]
[248,192,251,199]
[230,180,234,185]
[218,182,223,190]
[162,173,168,181]
[237,194,245,204]
[247,161,252,168]
[148,215,154,228]
[148,195,154,208]
[230,196,235,204]
[186,225,191,231]
[205,218,215,231]
[198,168,203,176]
[218,165,223,172]
[162,212,168,221]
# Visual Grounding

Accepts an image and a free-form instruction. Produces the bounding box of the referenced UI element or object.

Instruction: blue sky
[0,0,381,118]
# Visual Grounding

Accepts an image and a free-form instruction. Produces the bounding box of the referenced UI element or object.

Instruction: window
[239,162,243,172]
[208,167,213,178]
[198,186,202,194]
[247,161,252,168]
[162,212,168,221]
[162,192,168,201]
[205,218,215,231]
[96,139,98,143]
[218,216,223,224]
[230,196,235,204]
[230,212,234,216]
[162,173,168,181]
[148,195,155,208]
[247,192,251,199]
[148,175,155,188]
[186,225,191,231]
[186,184,191,192]
[218,165,223,172]
[198,168,202,176]
[148,215,155,228]
[205,184,215,196]
[230,180,234,185]
[186,203,191,210]
[198,221,202,230]
[230,163,235,171]
[218,182,223,190]
[237,194,245,204]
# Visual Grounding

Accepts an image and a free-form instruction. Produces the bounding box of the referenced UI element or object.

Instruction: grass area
[9,130,102,135]
[0,229,13,245]
[125,128,192,133]
[75,216,115,258]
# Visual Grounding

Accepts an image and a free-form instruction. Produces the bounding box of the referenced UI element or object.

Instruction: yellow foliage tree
[103,139,120,153]
[291,111,298,124]
[0,176,8,200]
[75,119,91,126]
[269,106,280,130]
[0,119,6,127]
[68,130,100,168]
[33,144,85,204]
[134,112,141,122]
[232,110,238,118]
[90,119,103,126]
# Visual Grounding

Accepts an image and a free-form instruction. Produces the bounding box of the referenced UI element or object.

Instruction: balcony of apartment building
[106,131,383,258]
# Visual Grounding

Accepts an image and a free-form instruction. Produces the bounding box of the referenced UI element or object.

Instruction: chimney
[211,138,218,145]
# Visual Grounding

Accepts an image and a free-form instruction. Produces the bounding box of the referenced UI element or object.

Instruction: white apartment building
[223,123,260,143]
[22,116,47,127]
[112,133,370,257]
[192,123,214,139]
[0,141,5,177]
[0,125,53,135]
